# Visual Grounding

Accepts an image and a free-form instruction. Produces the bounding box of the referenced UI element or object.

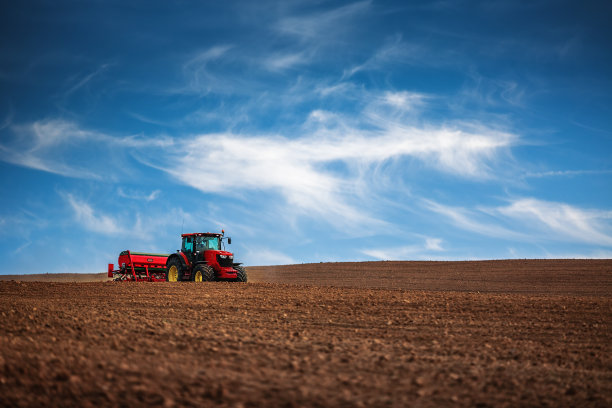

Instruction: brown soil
[0,273,110,283]
[248,259,612,296]
[1,260,611,407]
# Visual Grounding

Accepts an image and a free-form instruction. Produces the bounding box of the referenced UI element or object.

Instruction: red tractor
[166,231,247,282]
[107,230,247,282]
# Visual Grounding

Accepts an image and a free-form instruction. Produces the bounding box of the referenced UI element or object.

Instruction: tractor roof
[181,232,223,238]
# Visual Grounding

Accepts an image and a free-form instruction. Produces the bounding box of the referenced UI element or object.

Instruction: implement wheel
[192,264,215,282]
[166,258,183,282]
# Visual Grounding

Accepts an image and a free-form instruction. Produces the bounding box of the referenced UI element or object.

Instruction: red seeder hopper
[108,250,169,282]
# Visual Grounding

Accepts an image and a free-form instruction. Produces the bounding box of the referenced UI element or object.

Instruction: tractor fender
[167,252,189,268]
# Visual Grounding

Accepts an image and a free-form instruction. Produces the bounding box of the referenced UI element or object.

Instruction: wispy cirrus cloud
[158,113,515,230]
[539,249,612,260]
[425,197,612,247]
[262,51,309,71]
[275,0,371,42]
[381,91,429,111]
[61,63,113,97]
[343,33,462,79]
[178,45,237,95]
[496,198,612,246]
[453,70,527,110]
[0,209,48,240]
[0,122,103,179]
[1,95,516,235]
[343,34,402,77]
[117,188,161,202]
[63,193,193,242]
[362,236,445,260]
[423,199,524,240]
[155,40,518,227]
[173,2,372,90]
[66,194,125,236]
[523,169,612,178]
[242,246,296,266]
[0,119,172,179]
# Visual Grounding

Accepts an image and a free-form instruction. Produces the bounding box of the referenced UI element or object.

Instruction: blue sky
[1,0,611,273]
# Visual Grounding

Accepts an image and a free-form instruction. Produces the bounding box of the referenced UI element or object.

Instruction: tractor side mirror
[228,237,232,245]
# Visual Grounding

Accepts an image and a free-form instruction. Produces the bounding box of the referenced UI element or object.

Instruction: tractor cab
[182,234,220,254]
[180,232,235,268]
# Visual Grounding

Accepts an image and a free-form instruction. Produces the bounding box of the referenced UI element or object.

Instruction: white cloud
[523,169,612,178]
[162,132,373,230]
[0,119,172,179]
[66,194,124,236]
[242,246,296,266]
[13,239,32,254]
[184,45,233,68]
[0,80,516,236]
[306,109,338,124]
[455,71,526,108]
[62,63,112,97]
[263,52,308,71]
[541,249,612,259]
[315,82,356,97]
[0,120,96,178]
[275,1,371,41]
[381,91,428,111]
[63,193,194,243]
[344,34,406,78]
[179,45,236,95]
[117,188,161,202]
[424,199,524,240]
[497,198,612,246]
[0,209,48,239]
[425,197,612,247]
[30,119,93,151]
[425,237,443,251]
[158,117,514,231]
[362,237,445,260]
[0,144,101,179]
[343,34,453,78]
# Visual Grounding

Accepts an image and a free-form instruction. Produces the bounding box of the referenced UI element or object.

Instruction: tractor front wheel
[192,264,215,282]
[234,266,248,283]
[166,258,183,282]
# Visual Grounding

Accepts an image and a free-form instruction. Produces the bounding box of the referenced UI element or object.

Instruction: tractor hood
[204,250,235,268]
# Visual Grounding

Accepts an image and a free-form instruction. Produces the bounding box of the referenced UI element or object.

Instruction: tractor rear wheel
[166,258,183,282]
[192,264,215,282]
[234,265,247,282]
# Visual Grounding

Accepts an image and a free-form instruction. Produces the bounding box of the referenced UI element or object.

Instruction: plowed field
[1,260,611,407]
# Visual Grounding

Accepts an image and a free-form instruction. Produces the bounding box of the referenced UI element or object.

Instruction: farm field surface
[1,259,611,407]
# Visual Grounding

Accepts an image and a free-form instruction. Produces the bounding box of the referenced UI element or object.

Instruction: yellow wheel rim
[194,270,203,282]
[168,265,178,282]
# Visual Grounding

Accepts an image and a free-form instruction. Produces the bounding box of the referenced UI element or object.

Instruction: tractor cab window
[195,236,219,251]
[182,237,194,252]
